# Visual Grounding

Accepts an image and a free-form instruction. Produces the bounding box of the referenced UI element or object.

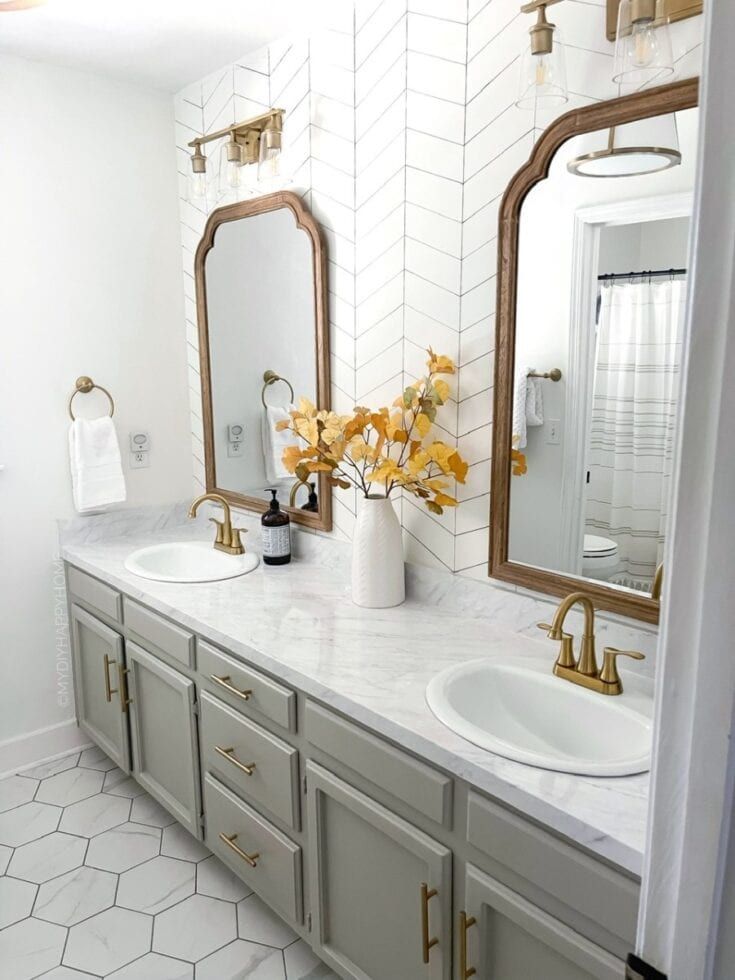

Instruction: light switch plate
[228,423,244,443]
[129,431,150,452]
[547,419,561,445]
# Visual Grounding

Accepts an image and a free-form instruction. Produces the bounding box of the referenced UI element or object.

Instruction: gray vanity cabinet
[461,863,624,980]
[306,761,452,980]
[70,604,130,773]
[126,641,202,838]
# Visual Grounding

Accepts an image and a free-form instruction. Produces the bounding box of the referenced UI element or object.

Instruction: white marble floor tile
[0,916,66,980]
[33,865,117,926]
[21,753,80,781]
[237,894,298,949]
[8,831,87,884]
[197,939,286,979]
[117,855,195,914]
[34,967,98,979]
[0,801,61,847]
[102,767,128,790]
[153,893,237,961]
[284,939,341,979]
[130,792,177,828]
[84,822,160,873]
[78,746,117,772]
[0,876,36,928]
[160,822,210,862]
[63,906,152,975]
[106,951,193,979]
[0,843,11,875]
[36,768,104,807]
[0,774,38,813]
[103,776,146,799]
[59,791,131,837]
[197,854,253,902]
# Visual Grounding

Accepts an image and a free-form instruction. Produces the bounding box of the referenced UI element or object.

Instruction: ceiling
[0,0,344,92]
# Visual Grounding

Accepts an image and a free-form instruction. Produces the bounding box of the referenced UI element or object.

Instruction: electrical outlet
[130,451,149,469]
[227,441,243,458]
[547,419,561,445]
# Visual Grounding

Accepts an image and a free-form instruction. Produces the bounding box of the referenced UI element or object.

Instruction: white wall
[0,54,192,767]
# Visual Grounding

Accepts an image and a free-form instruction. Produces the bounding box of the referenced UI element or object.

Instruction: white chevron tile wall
[175,1,703,574]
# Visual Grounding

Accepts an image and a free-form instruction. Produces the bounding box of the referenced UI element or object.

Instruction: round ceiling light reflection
[567,144,682,178]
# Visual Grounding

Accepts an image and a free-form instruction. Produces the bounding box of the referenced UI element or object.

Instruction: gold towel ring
[261,370,294,408]
[68,376,115,420]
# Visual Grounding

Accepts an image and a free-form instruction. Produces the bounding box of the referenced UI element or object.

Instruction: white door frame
[636,1,735,975]
[560,194,693,574]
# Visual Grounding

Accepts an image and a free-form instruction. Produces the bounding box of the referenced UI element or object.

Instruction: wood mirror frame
[489,77,699,624]
[195,190,332,532]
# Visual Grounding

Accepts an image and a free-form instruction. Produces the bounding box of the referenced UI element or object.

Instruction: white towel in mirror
[261,404,296,483]
[69,417,126,513]
[512,368,544,450]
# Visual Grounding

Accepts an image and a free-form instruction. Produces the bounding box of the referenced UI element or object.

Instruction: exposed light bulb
[226,159,243,188]
[189,172,207,199]
[631,20,657,67]
[535,55,549,87]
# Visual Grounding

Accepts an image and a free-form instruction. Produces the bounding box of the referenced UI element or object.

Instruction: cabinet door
[306,761,452,980]
[460,863,625,980]
[70,604,130,773]
[126,641,202,838]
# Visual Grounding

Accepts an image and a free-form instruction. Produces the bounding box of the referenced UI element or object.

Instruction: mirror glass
[199,196,330,527]
[507,106,699,597]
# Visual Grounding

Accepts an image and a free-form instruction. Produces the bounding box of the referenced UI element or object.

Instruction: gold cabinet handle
[215,745,256,776]
[210,674,252,701]
[219,832,259,868]
[459,911,477,979]
[117,663,132,713]
[420,882,439,964]
[103,654,118,702]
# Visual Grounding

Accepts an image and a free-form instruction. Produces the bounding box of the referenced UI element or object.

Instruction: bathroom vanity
[62,523,646,980]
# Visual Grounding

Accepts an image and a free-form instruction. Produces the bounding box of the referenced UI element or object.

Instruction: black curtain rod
[598,268,687,281]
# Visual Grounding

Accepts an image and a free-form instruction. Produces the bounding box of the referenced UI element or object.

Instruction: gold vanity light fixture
[516,0,568,111]
[187,108,285,203]
[607,0,700,44]
[567,112,681,177]
[612,0,675,87]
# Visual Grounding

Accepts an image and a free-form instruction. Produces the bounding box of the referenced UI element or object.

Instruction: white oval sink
[427,657,652,776]
[124,542,258,583]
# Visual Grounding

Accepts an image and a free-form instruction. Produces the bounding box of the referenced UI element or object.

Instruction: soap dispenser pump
[261,488,291,565]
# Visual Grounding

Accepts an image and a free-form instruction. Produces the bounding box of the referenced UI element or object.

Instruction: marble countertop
[60,508,651,877]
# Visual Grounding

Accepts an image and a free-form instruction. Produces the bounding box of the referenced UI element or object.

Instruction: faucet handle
[208,517,225,545]
[231,527,248,553]
[537,623,576,669]
[600,647,645,690]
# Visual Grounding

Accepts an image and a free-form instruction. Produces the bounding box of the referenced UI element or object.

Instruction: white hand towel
[261,404,296,483]
[69,417,127,513]
[511,367,544,450]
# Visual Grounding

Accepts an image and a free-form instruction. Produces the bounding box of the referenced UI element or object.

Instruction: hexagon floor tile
[36,767,104,807]
[34,865,117,926]
[116,855,195,914]
[0,748,337,979]
[0,774,38,813]
[85,821,160,872]
[64,906,152,975]
[153,893,237,961]
[8,831,87,884]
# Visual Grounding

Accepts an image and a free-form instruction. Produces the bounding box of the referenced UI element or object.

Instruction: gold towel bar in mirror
[261,369,295,408]
[68,376,115,420]
[527,368,562,381]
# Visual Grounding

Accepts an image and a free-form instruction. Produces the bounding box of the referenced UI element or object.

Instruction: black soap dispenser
[261,489,291,565]
[301,482,319,513]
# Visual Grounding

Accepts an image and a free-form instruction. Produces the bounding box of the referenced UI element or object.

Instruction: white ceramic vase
[351,494,405,608]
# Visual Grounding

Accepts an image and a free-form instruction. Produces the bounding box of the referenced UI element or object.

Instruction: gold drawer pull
[103,654,118,702]
[460,911,477,978]
[219,832,259,868]
[211,674,252,701]
[118,664,132,714]
[215,745,256,776]
[420,882,439,964]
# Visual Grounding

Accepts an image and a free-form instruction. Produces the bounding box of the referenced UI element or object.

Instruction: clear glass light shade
[516,33,568,111]
[567,113,681,177]
[216,139,256,199]
[613,0,674,87]
[258,133,282,186]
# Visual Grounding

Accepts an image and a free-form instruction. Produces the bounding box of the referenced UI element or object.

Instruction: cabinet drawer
[67,566,122,623]
[203,772,303,924]
[200,692,300,829]
[123,598,194,669]
[305,701,452,828]
[466,791,639,948]
[198,641,296,733]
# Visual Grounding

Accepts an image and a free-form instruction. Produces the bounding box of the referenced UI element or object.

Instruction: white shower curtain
[585,279,686,586]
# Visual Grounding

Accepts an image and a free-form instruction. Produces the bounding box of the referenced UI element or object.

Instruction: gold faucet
[189,493,246,556]
[538,591,644,696]
[651,562,664,600]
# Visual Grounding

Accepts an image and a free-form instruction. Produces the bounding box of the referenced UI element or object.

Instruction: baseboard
[0,719,91,779]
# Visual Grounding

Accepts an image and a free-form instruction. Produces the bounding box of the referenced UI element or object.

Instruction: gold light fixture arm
[188,109,285,163]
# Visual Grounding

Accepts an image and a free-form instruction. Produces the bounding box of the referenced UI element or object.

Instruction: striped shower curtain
[585,279,686,587]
